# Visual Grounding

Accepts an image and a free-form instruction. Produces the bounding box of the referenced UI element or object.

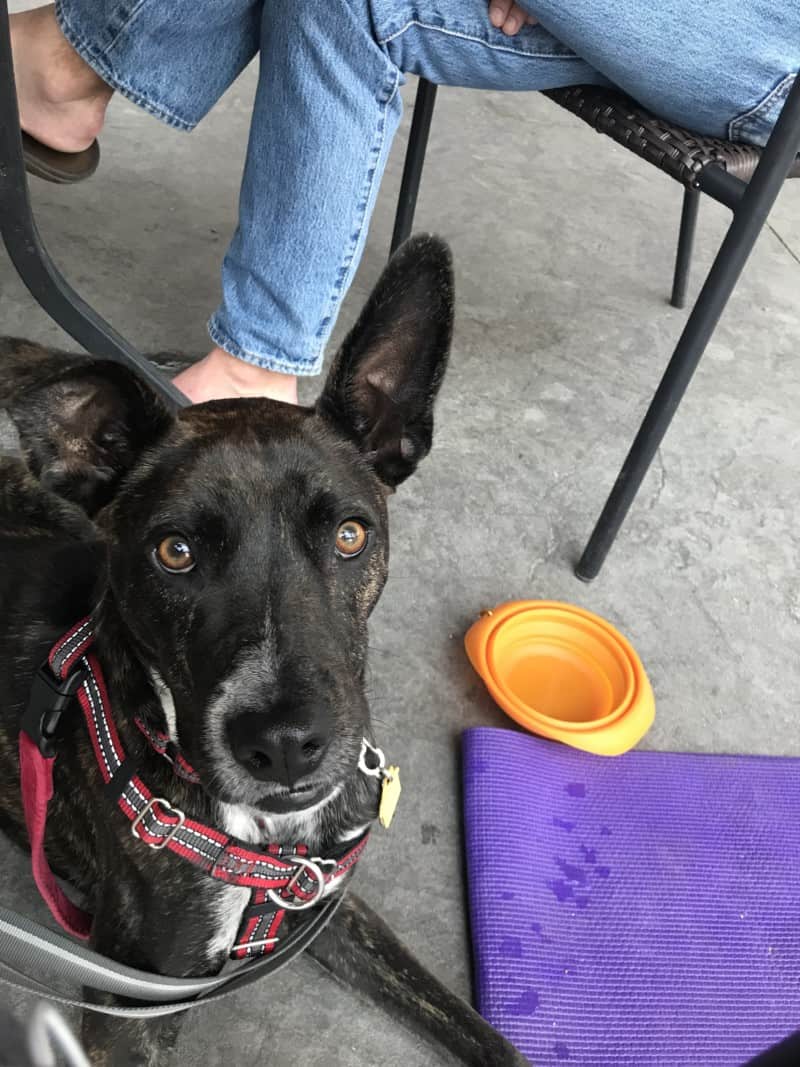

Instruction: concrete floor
[2,37,800,1067]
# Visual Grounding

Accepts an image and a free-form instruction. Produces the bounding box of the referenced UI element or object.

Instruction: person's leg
[375,1,799,144]
[194,0,797,405]
[13,0,796,405]
[515,0,800,147]
[188,0,605,403]
[10,0,262,154]
[10,4,111,154]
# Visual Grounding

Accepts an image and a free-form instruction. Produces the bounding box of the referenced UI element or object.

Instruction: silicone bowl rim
[484,604,637,731]
[464,600,655,756]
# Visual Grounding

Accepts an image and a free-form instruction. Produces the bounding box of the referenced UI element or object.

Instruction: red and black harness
[19,619,370,960]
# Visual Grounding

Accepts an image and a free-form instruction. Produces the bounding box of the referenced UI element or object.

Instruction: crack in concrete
[691,584,738,662]
[526,516,559,582]
[767,222,800,268]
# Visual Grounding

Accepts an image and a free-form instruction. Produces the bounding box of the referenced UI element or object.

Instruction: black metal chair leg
[0,0,187,409]
[670,186,700,309]
[576,74,800,581]
[390,79,438,255]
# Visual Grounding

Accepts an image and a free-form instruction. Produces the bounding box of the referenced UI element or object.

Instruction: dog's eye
[335,520,368,558]
[155,535,195,574]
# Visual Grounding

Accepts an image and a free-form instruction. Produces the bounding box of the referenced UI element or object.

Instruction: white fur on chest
[206,884,251,963]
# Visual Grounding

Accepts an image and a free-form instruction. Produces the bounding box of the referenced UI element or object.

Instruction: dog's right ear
[1,339,173,514]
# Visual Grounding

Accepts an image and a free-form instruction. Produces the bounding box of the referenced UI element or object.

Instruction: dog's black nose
[227,711,332,787]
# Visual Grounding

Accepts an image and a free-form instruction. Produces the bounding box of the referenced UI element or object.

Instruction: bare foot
[10,4,113,153]
[173,347,299,405]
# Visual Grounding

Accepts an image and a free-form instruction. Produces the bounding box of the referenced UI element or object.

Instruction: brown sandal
[21,131,99,184]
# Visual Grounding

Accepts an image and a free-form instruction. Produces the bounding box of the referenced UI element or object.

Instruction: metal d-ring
[267,856,327,911]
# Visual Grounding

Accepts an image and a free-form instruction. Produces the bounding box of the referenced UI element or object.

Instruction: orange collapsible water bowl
[464,601,655,755]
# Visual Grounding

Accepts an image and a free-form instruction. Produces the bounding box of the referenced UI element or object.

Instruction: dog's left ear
[317,234,454,487]
[5,349,173,514]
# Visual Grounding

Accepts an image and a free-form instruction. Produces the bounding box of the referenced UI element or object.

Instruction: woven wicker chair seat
[546,85,800,187]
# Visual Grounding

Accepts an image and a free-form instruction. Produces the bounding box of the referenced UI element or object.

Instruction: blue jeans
[54,0,800,376]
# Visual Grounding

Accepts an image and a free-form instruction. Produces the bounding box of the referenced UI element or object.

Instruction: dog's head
[4,236,453,817]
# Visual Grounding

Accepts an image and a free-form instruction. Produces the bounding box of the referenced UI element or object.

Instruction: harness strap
[20,619,370,962]
[133,718,201,783]
[18,734,91,941]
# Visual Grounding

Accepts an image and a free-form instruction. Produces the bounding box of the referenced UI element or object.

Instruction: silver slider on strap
[131,797,186,850]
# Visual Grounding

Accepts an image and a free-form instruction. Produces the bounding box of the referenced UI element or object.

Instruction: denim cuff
[55,0,197,130]
[207,316,325,377]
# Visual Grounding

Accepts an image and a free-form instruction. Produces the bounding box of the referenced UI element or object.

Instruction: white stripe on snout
[204,629,278,729]
[202,629,279,780]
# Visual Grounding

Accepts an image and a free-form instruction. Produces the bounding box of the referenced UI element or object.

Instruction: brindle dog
[0,237,527,1066]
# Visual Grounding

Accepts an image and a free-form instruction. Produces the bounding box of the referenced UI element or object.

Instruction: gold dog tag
[378,766,402,829]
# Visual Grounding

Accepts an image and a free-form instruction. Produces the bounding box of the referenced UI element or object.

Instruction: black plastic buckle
[21,662,86,758]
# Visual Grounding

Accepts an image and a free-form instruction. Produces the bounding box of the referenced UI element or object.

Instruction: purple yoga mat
[463,727,800,1067]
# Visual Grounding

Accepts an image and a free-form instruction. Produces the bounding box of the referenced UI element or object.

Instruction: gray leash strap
[0,958,275,1019]
[0,896,342,1018]
[0,909,228,1000]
